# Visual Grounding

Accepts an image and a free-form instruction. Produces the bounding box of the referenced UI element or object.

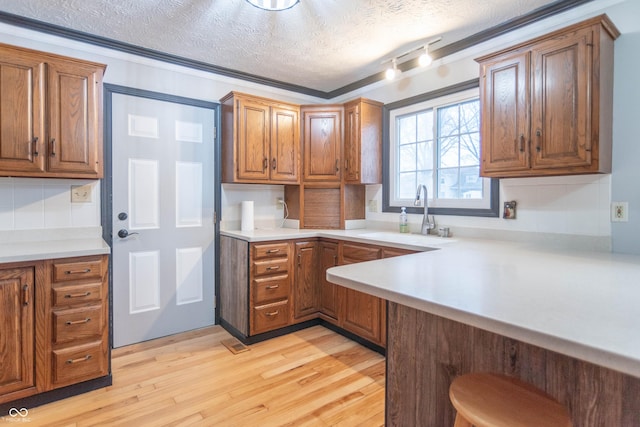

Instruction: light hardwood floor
[25,325,385,426]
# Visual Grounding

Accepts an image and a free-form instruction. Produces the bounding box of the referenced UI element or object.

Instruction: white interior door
[111,92,215,348]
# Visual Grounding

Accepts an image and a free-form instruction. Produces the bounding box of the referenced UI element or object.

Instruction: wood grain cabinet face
[0,266,36,402]
[223,93,300,184]
[47,255,109,389]
[0,43,104,179]
[318,241,339,322]
[343,99,383,184]
[250,242,293,335]
[302,106,343,182]
[477,16,618,178]
[293,241,319,320]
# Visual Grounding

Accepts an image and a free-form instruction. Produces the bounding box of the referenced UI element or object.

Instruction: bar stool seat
[449,373,572,427]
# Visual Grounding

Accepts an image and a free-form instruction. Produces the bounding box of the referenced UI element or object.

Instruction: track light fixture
[385,58,400,80]
[383,36,442,80]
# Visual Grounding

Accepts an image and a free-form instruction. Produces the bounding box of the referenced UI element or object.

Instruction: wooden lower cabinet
[293,241,320,320]
[220,235,416,349]
[319,241,339,322]
[0,254,109,406]
[0,265,38,403]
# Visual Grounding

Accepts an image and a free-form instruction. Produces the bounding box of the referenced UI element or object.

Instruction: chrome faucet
[414,185,436,235]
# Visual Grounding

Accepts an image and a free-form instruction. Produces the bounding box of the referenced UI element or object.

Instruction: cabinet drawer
[52,282,104,307]
[51,341,107,387]
[52,257,104,283]
[253,258,289,276]
[53,305,104,345]
[252,242,290,259]
[253,300,290,334]
[342,243,381,264]
[253,274,290,305]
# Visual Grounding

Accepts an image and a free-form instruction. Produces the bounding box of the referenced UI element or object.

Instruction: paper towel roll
[241,201,254,231]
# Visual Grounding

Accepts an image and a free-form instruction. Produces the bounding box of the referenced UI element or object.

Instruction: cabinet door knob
[519,134,525,152]
[22,284,29,306]
[535,129,542,152]
[50,138,56,156]
[263,158,268,170]
[335,159,340,172]
[272,158,276,170]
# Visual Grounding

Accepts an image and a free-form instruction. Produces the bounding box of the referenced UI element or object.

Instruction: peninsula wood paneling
[386,302,640,427]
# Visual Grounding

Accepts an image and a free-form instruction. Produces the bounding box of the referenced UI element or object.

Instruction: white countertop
[326,236,640,379]
[0,229,110,263]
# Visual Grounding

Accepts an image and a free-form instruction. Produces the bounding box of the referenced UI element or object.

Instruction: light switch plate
[71,184,92,203]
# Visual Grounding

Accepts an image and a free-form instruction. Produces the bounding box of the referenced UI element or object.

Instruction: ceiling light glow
[246,0,300,11]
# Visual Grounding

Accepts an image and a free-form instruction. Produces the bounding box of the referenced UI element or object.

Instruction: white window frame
[388,87,493,211]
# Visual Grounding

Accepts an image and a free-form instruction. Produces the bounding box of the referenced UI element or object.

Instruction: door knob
[118,212,128,220]
[118,229,139,239]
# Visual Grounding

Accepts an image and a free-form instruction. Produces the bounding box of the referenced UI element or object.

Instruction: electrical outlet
[71,184,92,203]
[276,197,284,210]
[368,199,377,212]
[611,202,629,222]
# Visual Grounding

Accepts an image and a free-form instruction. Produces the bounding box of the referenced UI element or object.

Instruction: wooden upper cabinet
[0,51,46,174]
[271,105,299,182]
[477,15,619,178]
[0,43,105,179]
[302,105,343,182]
[479,51,530,174]
[343,98,383,184]
[47,60,103,177]
[222,92,300,184]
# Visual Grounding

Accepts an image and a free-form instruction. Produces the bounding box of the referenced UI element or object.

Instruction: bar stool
[449,373,572,427]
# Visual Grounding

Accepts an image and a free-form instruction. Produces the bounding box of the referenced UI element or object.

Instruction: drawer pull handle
[66,318,91,326]
[265,285,280,290]
[266,266,280,271]
[66,355,92,364]
[265,310,279,317]
[266,249,280,254]
[65,268,91,275]
[65,292,91,299]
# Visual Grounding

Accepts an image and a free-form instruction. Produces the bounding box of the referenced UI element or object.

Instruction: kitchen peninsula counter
[324,234,640,426]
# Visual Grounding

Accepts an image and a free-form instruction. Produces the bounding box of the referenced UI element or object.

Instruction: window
[383,80,498,217]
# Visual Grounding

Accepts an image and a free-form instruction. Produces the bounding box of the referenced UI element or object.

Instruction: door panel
[111,93,215,347]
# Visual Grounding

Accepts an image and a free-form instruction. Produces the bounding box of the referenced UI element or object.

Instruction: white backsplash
[221,183,288,230]
[366,174,611,237]
[0,178,101,231]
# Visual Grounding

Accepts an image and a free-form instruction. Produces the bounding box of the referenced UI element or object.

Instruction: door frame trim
[102,84,222,351]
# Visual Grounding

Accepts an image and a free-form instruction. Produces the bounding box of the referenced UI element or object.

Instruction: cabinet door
[319,241,339,321]
[342,288,382,345]
[270,105,299,182]
[293,241,319,319]
[343,102,361,182]
[531,26,592,170]
[236,97,270,181]
[302,107,342,181]
[0,51,46,174]
[0,267,35,399]
[47,60,103,177]
[479,51,530,175]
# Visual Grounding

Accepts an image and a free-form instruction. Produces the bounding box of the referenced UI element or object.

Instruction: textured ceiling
[1,0,564,93]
